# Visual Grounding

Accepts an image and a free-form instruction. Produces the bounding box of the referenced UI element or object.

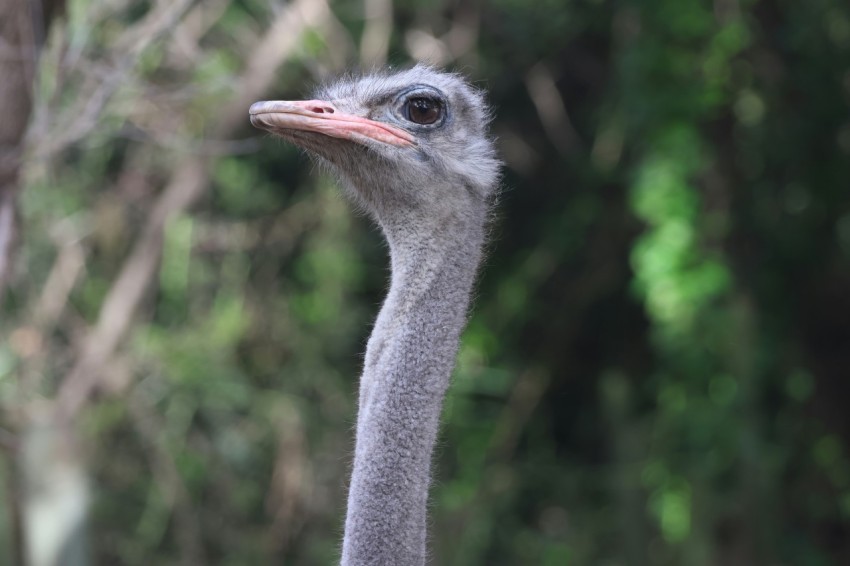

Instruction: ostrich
[250,66,501,565]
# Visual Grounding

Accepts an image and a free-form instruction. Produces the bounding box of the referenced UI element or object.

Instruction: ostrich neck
[341,207,487,566]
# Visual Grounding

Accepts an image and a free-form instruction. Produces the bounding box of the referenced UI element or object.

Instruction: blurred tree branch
[0,0,58,295]
[524,62,581,156]
[56,0,336,422]
[360,0,392,67]
[7,1,340,564]
[2,3,67,563]
[28,0,198,161]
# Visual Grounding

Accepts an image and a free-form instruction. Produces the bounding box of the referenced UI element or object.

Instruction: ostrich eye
[404,97,442,125]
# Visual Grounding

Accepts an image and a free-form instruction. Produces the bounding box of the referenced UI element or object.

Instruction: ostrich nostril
[311,106,334,114]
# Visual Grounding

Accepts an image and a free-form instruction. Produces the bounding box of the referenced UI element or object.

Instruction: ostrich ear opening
[249,99,415,148]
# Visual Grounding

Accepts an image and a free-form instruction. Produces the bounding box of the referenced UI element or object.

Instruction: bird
[250,65,501,566]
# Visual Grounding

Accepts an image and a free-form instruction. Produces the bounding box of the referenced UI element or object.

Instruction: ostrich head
[249,66,500,232]
[250,67,501,565]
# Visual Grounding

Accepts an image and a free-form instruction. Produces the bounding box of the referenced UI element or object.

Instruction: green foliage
[3,0,850,564]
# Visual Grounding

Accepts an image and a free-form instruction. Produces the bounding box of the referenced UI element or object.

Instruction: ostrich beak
[249,100,415,147]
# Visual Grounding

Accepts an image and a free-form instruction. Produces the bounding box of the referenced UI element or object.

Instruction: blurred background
[1,0,850,564]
